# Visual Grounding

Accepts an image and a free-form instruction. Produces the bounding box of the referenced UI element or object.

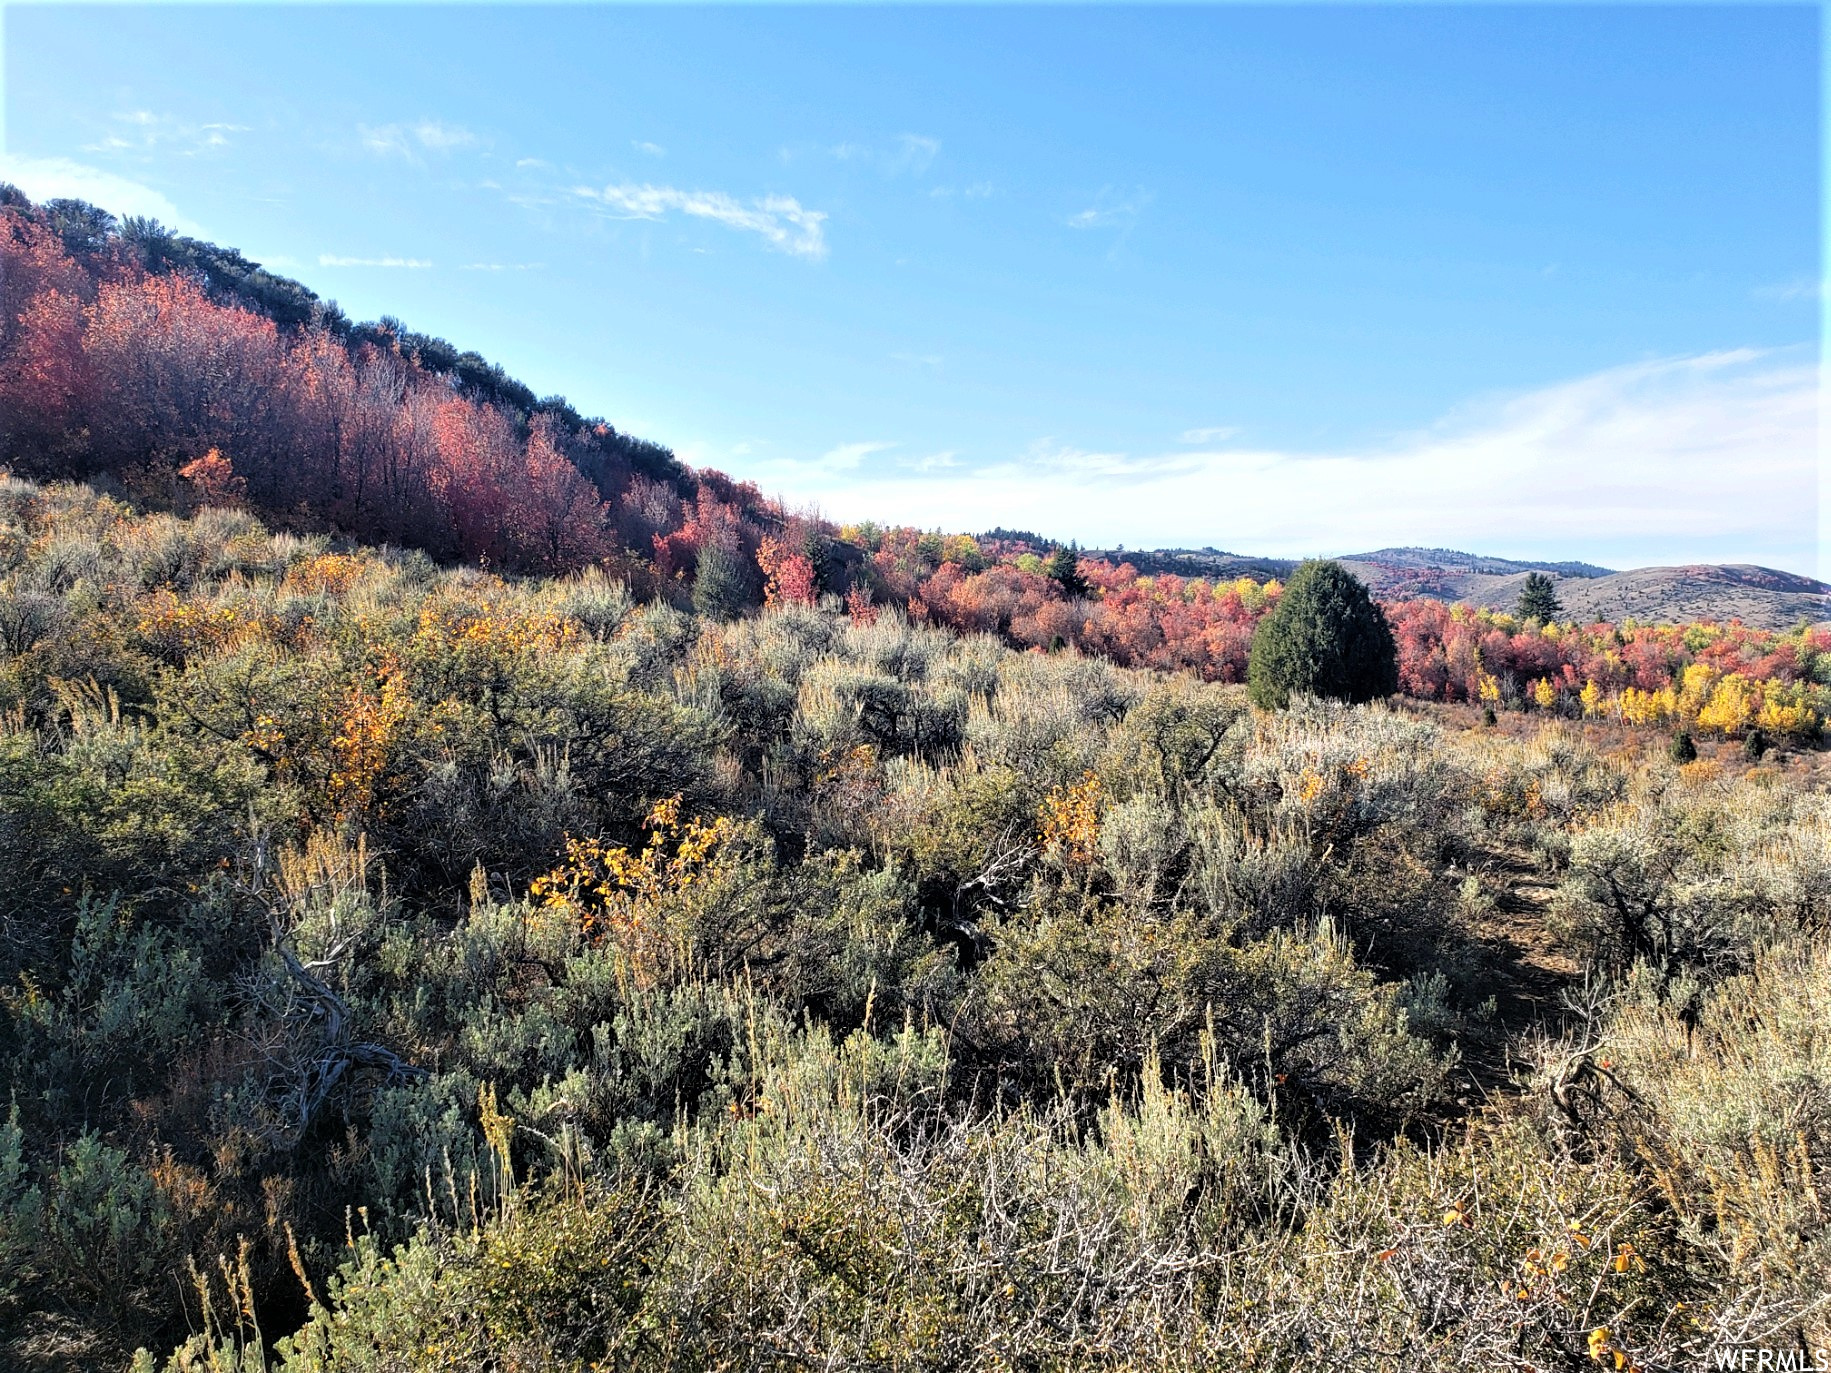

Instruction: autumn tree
[0,288,87,466]
[1247,560,1398,709]
[510,415,615,571]
[178,449,246,505]
[81,272,285,481]
[757,534,818,606]
[1517,572,1562,624]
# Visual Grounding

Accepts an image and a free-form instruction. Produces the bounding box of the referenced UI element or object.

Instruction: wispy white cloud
[1015,439,1208,482]
[359,126,411,157]
[572,182,828,260]
[930,181,994,201]
[763,348,1823,573]
[0,154,201,232]
[1754,277,1822,303]
[818,441,896,471]
[460,261,543,272]
[318,254,433,269]
[82,110,248,158]
[830,133,940,177]
[890,134,940,175]
[361,121,477,158]
[892,352,944,369]
[415,121,475,151]
[1067,187,1150,230]
[632,141,666,158]
[1180,426,1241,445]
[723,440,898,486]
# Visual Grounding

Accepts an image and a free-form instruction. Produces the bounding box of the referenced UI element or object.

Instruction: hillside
[1335,550,1828,629]
[0,202,1827,1370]
[4,190,1828,738]
[1081,546,1301,582]
[0,189,788,597]
[1455,563,1831,630]
[1342,547,1615,579]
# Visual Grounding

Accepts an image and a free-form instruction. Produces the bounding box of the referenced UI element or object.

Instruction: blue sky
[2,4,1821,572]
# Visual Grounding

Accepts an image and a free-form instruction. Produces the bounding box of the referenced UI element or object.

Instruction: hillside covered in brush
[1,477,1829,1370]
[6,188,1827,654]
[0,190,786,593]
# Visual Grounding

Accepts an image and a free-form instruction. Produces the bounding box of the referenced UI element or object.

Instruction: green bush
[1247,560,1398,710]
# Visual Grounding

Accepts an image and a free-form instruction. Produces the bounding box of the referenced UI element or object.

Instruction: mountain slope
[1455,564,1831,630]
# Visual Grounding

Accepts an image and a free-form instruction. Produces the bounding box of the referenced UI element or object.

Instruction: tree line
[0,190,768,586]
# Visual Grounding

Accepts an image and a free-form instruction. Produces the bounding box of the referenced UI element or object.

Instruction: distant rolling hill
[1342,547,1616,579]
[1085,544,1829,630]
[1447,564,1831,631]
[1084,547,1301,582]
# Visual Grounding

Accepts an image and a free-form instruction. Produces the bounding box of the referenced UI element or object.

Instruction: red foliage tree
[81,272,285,481]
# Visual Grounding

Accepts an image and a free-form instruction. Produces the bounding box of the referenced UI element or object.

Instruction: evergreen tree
[1248,560,1399,710]
[1045,543,1088,598]
[1517,571,1562,624]
[691,541,748,621]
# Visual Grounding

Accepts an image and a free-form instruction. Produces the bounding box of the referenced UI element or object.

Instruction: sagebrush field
[1,477,1827,1370]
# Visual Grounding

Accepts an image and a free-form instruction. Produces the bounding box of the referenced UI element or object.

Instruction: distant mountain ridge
[1343,547,1615,579]
[1081,547,1300,582]
[1082,544,1828,631]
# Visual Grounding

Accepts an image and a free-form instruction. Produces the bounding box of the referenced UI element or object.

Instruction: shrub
[691,541,749,620]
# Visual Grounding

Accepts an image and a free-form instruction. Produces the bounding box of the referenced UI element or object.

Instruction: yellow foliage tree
[1755,681,1820,737]
[1676,663,1718,721]
[1618,686,1676,727]
[1695,674,1756,736]
[1039,771,1103,868]
[327,658,410,823]
[530,796,740,955]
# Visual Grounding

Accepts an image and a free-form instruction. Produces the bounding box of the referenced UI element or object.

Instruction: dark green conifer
[1247,560,1399,710]
[1045,544,1088,598]
[692,542,749,620]
[1517,571,1562,624]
